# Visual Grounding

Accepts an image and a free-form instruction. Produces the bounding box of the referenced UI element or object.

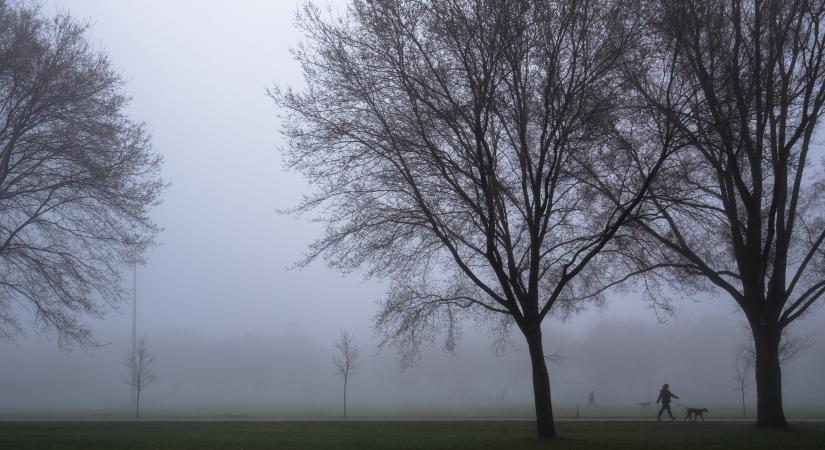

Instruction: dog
[684,407,708,422]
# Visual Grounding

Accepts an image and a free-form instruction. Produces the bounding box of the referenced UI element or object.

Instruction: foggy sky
[40,0,381,341]
[0,0,822,418]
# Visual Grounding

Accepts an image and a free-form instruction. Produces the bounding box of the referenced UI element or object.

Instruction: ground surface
[0,420,823,449]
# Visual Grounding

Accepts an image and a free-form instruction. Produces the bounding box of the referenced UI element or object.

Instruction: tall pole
[131,263,137,402]
[132,263,137,358]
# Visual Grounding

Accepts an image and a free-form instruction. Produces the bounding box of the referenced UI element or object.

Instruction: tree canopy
[275,0,668,437]
[0,2,164,345]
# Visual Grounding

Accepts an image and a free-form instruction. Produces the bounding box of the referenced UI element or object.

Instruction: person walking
[588,390,597,408]
[656,384,679,421]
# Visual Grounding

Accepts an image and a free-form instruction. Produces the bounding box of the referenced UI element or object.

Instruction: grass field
[1,420,824,450]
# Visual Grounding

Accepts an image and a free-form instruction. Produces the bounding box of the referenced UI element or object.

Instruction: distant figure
[656,383,679,421]
[588,390,597,408]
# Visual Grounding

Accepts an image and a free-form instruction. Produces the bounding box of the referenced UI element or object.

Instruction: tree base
[755,418,790,429]
[536,430,557,439]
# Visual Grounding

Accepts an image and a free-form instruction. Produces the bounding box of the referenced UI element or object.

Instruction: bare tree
[333,330,362,418]
[274,0,668,438]
[123,336,158,418]
[621,0,825,428]
[734,350,754,418]
[0,2,163,345]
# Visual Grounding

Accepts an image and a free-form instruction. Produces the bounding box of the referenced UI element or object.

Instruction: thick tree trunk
[525,329,556,438]
[752,324,788,428]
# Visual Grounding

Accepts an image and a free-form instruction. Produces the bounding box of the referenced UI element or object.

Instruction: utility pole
[132,263,137,356]
[131,263,137,401]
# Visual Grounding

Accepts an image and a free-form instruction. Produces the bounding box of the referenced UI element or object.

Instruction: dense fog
[0,0,821,421]
[2,296,822,418]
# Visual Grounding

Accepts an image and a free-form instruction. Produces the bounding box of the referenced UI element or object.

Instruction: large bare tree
[274,0,667,437]
[333,329,362,418]
[0,2,163,344]
[623,0,825,428]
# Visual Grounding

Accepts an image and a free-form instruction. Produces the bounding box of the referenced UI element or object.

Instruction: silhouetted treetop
[274,0,670,438]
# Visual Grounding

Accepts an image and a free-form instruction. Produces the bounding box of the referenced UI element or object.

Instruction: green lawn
[0,420,823,450]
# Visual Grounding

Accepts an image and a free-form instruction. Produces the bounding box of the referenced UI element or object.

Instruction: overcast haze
[0,0,823,418]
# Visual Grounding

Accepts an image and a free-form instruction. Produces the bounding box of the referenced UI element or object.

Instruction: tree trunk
[343,376,348,418]
[525,329,556,438]
[135,389,140,419]
[752,324,788,428]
